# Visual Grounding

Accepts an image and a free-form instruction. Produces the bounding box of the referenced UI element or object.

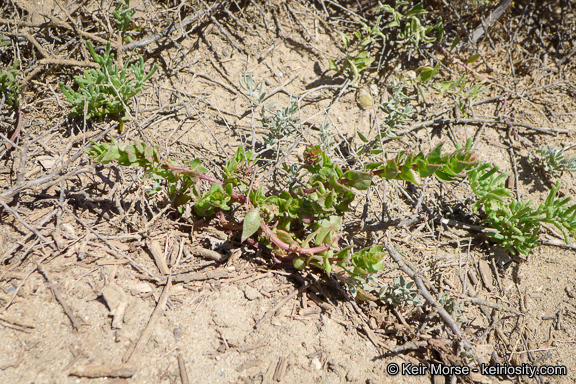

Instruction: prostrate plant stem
[87,134,576,298]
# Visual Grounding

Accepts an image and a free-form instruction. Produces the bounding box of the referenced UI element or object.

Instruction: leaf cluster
[86,136,483,290]
[328,39,375,85]
[379,1,443,47]
[87,134,576,292]
[469,164,576,254]
[59,41,157,126]
[433,73,489,116]
[366,138,478,184]
[86,140,210,210]
[529,145,576,179]
[239,73,266,105]
[327,1,444,84]
[113,0,136,34]
[0,60,22,110]
[379,276,425,307]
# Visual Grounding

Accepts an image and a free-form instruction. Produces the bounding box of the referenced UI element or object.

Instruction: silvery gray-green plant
[239,73,266,106]
[260,96,299,148]
[529,145,576,178]
[438,293,464,323]
[380,276,425,307]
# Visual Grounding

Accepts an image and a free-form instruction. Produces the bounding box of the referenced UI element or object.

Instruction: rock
[242,285,262,301]
[311,357,322,370]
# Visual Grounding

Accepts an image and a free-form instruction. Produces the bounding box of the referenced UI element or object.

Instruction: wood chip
[299,306,321,316]
[178,353,189,384]
[467,269,478,286]
[69,364,137,378]
[184,246,225,262]
[36,155,57,170]
[101,282,128,329]
[272,357,287,382]
[477,260,494,292]
[148,240,170,275]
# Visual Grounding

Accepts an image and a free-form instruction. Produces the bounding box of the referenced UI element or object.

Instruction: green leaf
[293,257,306,270]
[276,230,293,244]
[343,170,372,190]
[466,53,480,64]
[416,63,439,82]
[328,58,338,72]
[241,209,261,243]
[450,36,460,51]
[406,3,427,17]
[357,131,369,143]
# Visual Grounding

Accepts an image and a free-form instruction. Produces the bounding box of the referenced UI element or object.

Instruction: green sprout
[0,60,22,111]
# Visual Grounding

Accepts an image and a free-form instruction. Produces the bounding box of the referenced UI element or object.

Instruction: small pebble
[174,328,183,342]
[311,357,322,370]
[243,285,262,301]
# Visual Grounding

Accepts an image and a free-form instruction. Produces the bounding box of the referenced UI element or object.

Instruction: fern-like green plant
[469,164,576,254]
[59,41,157,130]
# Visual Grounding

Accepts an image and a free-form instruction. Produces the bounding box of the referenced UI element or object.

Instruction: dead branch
[384,243,480,357]
[0,199,51,244]
[459,0,514,51]
[121,2,231,52]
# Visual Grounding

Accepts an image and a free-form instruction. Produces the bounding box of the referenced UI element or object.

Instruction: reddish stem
[163,163,246,203]
[303,186,318,194]
[163,163,222,184]
[259,221,333,255]
[217,211,243,230]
